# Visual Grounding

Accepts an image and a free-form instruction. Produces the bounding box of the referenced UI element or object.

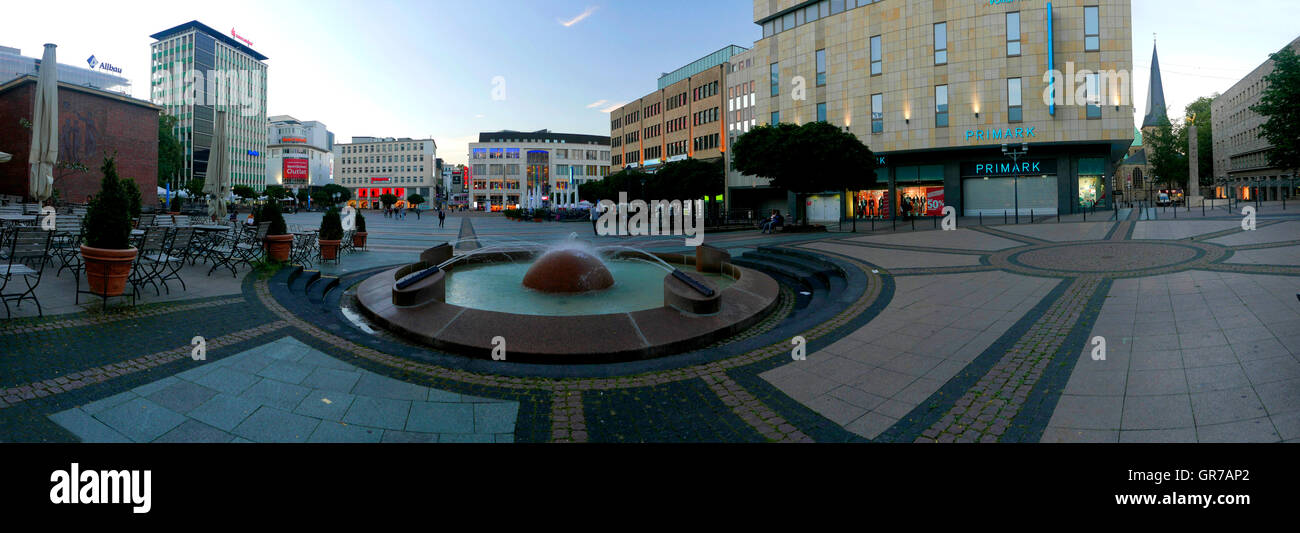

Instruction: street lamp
[1002,143,1029,223]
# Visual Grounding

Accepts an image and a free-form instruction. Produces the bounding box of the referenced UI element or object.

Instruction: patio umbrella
[203,111,229,219]
[0,152,11,163]
[28,44,58,202]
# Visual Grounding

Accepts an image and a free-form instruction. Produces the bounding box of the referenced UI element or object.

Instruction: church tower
[1141,40,1169,137]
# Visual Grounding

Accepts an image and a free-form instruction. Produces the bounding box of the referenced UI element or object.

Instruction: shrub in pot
[319,207,344,260]
[352,211,368,249]
[260,201,292,262]
[81,157,138,297]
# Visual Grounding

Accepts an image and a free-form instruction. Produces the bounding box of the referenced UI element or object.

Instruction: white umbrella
[28,44,57,202]
[203,111,229,219]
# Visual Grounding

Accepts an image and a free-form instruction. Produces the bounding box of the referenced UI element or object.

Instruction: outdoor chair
[146,226,195,294]
[22,203,41,215]
[290,231,318,269]
[155,215,175,228]
[51,215,84,279]
[0,227,54,318]
[128,227,171,298]
[340,229,357,254]
[137,213,156,228]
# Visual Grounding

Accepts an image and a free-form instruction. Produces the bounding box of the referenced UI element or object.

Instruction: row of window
[624,131,640,143]
[625,109,641,125]
[667,140,688,157]
[666,116,687,134]
[665,92,688,111]
[341,154,427,164]
[472,148,608,161]
[644,145,662,160]
[760,0,886,38]
[644,123,661,139]
[694,107,719,126]
[644,102,661,118]
[693,81,719,102]
[340,176,425,185]
[694,133,720,152]
[340,166,426,175]
[340,142,426,154]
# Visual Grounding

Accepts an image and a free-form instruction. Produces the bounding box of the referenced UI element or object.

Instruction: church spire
[1142,39,1169,128]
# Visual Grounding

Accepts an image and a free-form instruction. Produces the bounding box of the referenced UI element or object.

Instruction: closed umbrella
[29,44,58,202]
[203,111,229,219]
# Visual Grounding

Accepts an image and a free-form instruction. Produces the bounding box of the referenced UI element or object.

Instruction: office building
[335,136,437,209]
[265,115,334,190]
[1211,35,1300,201]
[467,130,610,210]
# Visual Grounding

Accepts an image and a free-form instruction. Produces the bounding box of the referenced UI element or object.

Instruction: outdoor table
[0,214,36,226]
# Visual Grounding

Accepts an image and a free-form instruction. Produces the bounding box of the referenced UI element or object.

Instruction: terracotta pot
[320,239,342,260]
[352,232,368,249]
[264,234,293,262]
[81,245,137,297]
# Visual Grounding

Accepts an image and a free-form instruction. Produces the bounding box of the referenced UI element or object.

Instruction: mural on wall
[59,101,99,170]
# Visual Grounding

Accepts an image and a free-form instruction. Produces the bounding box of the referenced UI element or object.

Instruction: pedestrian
[590,204,600,234]
[438,208,446,228]
[415,206,421,220]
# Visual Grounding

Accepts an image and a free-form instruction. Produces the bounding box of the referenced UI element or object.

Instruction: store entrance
[897,184,945,218]
[850,189,890,219]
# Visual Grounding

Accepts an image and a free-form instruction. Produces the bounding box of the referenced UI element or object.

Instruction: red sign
[282,158,308,182]
[371,177,389,183]
[231,28,254,47]
[280,137,306,143]
[924,187,946,216]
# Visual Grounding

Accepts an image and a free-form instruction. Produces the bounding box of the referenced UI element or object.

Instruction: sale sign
[924,187,946,216]
[283,158,308,182]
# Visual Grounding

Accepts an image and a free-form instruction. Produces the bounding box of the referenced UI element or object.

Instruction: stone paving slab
[994,221,1115,242]
[799,242,985,269]
[1132,220,1244,241]
[843,228,1023,251]
[1225,245,1300,266]
[1209,221,1300,246]
[49,336,519,443]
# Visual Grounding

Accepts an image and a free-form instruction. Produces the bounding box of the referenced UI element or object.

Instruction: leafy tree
[379,193,399,208]
[652,158,724,201]
[296,188,310,204]
[733,121,876,225]
[321,183,351,203]
[183,178,205,201]
[579,168,653,203]
[82,156,133,250]
[158,113,183,189]
[231,185,258,201]
[1176,96,1216,187]
[264,185,289,201]
[1146,115,1189,191]
[319,207,344,240]
[407,193,426,207]
[1251,45,1300,186]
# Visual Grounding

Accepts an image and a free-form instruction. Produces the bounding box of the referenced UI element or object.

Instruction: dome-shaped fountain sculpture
[522,248,615,293]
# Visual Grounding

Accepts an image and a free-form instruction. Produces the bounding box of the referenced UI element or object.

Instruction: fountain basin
[354,249,779,364]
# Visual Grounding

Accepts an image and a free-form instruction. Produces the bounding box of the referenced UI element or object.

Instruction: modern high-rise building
[265,115,335,190]
[335,136,437,209]
[1211,35,1300,201]
[739,0,1135,220]
[149,20,269,193]
[467,130,610,210]
[0,45,131,95]
[611,45,747,174]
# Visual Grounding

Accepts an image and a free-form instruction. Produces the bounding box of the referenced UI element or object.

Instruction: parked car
[1156,192,1172,206]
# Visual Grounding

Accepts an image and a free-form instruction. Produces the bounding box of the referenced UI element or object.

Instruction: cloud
[559,6,598,27]
[585,100,608,109]
[599,101,626,113]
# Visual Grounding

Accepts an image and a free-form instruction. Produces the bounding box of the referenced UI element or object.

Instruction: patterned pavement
[3,206,1299,443]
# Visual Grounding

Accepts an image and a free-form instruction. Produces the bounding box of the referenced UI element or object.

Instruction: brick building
[0,75,160,205]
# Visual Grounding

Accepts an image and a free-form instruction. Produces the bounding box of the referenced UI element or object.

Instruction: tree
[407,193,426,207]
[732,121,877,225]
[652,158,724,201]
[158,114,183,190]
[379,193,398,208]
[321,183,351,203]
[579,168,652,203]
[1176,96,1216,187]
[264,185,289,201]
[183,178,205,202]
[296,188,310,204]
[1146,115,1188,191]
[1251,45,1300,188]
[231,185,258,202]
[120,178,142,218]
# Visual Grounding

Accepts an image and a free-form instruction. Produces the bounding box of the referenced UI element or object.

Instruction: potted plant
[260,201,292,262]
[319,207,344,260]
[352,211,368,249]
[81,156,138,297]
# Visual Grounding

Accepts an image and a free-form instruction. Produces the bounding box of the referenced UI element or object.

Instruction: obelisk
[1187,115,1202,204]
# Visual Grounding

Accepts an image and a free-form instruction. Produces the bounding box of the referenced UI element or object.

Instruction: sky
[4,0,1297,165]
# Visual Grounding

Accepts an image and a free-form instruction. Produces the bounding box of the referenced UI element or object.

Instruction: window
[870,36,882,75]
[935,85,949,127]
[816,49,827,86]
[770,62,780,96]
[1008,78,1023,123]
[1084,6,1100,51]
[771,111,780,125]
[1085,73,1101,118]
[817,102,827,122]
[871,93,883,133]
[1007,12,1021,56]
[934,23,947,65]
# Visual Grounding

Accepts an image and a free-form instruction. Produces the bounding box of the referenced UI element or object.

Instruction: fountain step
[273,264,303,288]
[755,246,843,273]
[731,256,829,291]
[290,269,321,295]
[739,252,837,287]
[307,275,340,304]
[729,258,820,307]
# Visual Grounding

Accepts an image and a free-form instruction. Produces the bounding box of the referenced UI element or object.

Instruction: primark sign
[962,160,1057,177]
[965,126,1036,143]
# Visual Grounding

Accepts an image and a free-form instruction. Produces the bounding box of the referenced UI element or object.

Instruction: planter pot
[352,232,368,249]
[264,234,293,262]
[533,218,543,222]
[320,239,342,260]
[81,245,137,297]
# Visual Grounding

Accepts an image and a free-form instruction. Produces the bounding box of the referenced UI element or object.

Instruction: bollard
[979,212,982,226]
[1083,208,1087,222]
[911,216,915,230]
[1031,209,1035,222]
[933,215,938,229]
[1004,210,1008,225]
[1202,198,1205,217]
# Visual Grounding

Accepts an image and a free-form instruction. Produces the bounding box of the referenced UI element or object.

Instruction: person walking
[590,204,600,234]
[438,208,446,228]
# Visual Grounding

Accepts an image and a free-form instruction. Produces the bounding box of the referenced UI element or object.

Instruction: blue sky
[4,0,1298,164]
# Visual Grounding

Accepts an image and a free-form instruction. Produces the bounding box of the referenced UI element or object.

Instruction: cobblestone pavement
[3,210,1298,443]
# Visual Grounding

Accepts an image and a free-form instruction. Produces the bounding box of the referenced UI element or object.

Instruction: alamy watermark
[595,192,705,246]
[150,64,262,116]
[1042,62,1130,108]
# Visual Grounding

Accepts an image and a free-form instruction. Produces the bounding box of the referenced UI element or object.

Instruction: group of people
[384,205,416,220]
[759,210,785,234]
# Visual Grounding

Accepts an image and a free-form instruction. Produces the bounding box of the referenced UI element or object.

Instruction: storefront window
[1078,158,1107,208]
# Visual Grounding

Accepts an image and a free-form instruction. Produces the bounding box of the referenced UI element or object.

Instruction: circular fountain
[352,239,780,364]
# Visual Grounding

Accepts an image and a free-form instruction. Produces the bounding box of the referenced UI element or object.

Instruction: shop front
[961,159,1058,216]
[894,165,946,218]
[1076,157,1110,209]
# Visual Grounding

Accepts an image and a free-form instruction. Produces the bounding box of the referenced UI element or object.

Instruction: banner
[924,187,946,216]
[283,158,309,182]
